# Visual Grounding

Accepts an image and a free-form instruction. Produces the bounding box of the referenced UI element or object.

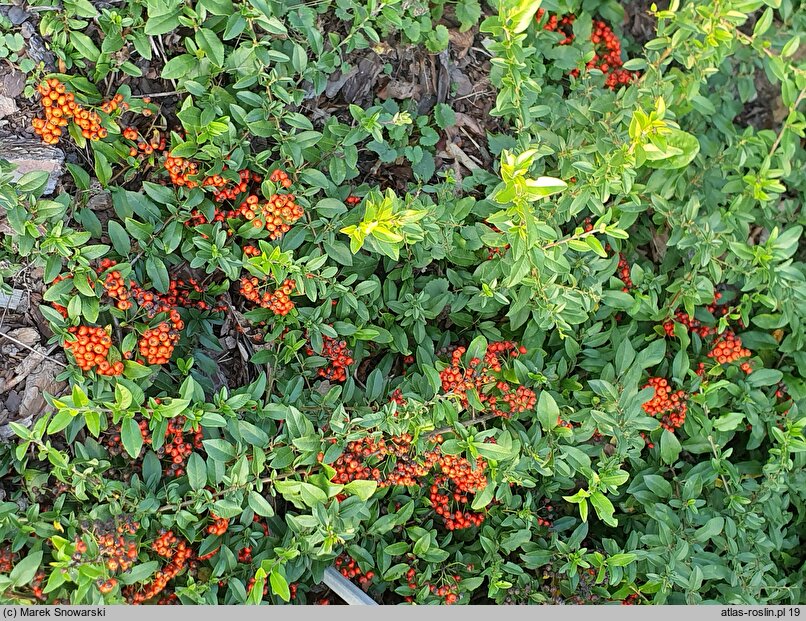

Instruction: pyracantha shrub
[0,0,804,608]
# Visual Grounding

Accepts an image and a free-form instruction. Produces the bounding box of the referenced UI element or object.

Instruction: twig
[428,413,499,438]
[0,332,67,367]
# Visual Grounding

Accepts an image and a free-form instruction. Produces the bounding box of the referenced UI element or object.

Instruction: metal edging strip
[323,567,379,605]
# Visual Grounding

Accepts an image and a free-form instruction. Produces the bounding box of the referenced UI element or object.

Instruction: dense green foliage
[0,0,804,606]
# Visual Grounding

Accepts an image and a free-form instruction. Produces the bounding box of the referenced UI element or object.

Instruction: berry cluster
[202,169,262,202]
[188,187,303,241]
[641,377,687,432]
[305,335,354,382]
[617,253,633,292]
[0,546,13,573]
[32,79,107,144]
[139,319,182,365]
[402,567,461,604]
[127,530,192,604]
[93,518,139,573]
[126,126,166,158]
[239,277,297,316]
[269,169,293,188]
[622,593,641,605]
[428,575,462,605]
[662,310,715,339]
[100,259,217,317]
[707,331,751,366]
[345,195,362,205]
[100,93,129,115]
[164,155,199,188]
[64,325,124,376]
[162,417,204,477]
[389,388,406,406]
[438,341,533,418]
[537,11,639,89]
[662,293,727,338]
[207,513,229,536]
[430,445,488,531]
[103,416,202,478]
[334,554,375,587]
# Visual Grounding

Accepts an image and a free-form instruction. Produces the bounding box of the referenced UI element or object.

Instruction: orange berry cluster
[241,192,304,240]
[64,325,124,376]
[662,293,726,338]
[707,331,751,367]
[332,434,420,486]
[622,593,641,605]
[402,567,460,604]
[207,513,229,536]
[641,377,687,432]
[239,277,296,316]
[438,341,533,418]
[429,575,462,604]
[345,195,362,205]
[127,530,192,604]
[162,417,203,477]
[202,169,262,202]
[139,318,182,365]
[662,310,715,338]
[100,93,129,115]
[269,169,293,189]
[0,546,13,573]
[537,11,639,89]
[127,129,166,158]
[617,253,633,292]
[188,190,304,241]
[429,452,487,530]
[101,260,219,317]
[93,519,139,573]
[33,78,107,144]
[31,571,47,601]
[164,155,199,188]
[389,388,406,406]
[305,335,354,382]
[98,578,118,594]
[334,554,375,587]
[237,546,252,563]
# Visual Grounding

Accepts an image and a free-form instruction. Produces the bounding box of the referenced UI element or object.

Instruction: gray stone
[0,70,25,98]
[0,139,65,195]
[0,95,17,118]
[7,6,29,25]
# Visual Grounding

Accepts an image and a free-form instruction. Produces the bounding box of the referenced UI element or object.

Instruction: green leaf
[120,417,144,459]
[186,452,207,491]
[536,391,559,431]
[146,256,170,293]
[70,32,100,61]
[589,491,617,526]
[644,129,700,170]
[343,479,378,501]
[161,54,198,80]
[248,491,275,517]
[196,28,225,66]
[694,516,725,542]
[660,430,681,465]
[270,568,290,602]
[10,550,43,587]
[203,439,236,462]
[108,220,131,256]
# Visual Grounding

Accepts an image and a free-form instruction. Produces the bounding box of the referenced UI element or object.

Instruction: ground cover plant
[0,0,804,606]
